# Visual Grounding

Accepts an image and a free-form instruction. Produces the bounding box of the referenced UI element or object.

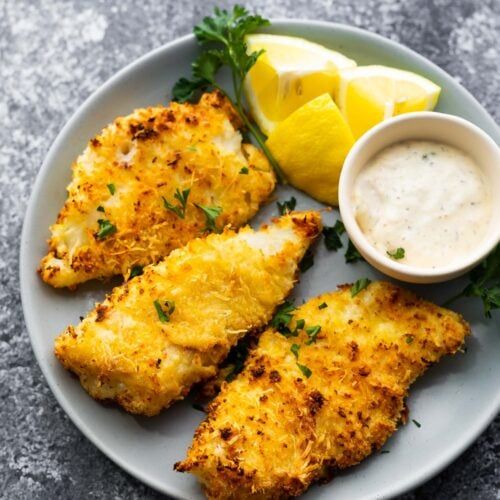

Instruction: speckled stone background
[1,0,499,498]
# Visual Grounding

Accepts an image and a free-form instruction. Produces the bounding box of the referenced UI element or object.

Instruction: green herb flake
[154,299,175,323]
[277,196,297,215]
[405,334,414,344]
[107,183,116,195]
[351,278,372,297]
[387,247,405,260]
[291,343,300,359]
[305,325,321,345]
[299,248,314,273]
[96,219,117,240]
[444,244,500,319]
[96,205,105,213]
[295,319,305,330]
[323,220,345,251]
[239,166,249,174]
[171,6,284,182]
[187,145,197,152]
[345,240,364,263]
[318,302,328,310]
[271,301,297,336]
[297,363,312,378]
[129,265,144,279]
[163,188,190,219]
[380,450,390,454]
[412,419,421,428]
[196,204,222,233]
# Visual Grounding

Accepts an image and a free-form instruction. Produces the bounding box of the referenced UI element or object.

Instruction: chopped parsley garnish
[187,145,197,152]
[323,220,345,251]
[154,299,175,323]
[163,188,190,219]
[172,5,284,182]
[299,248,314,273]
[405,334,414,344]
[107,183,116,195]
[96,205,105,212]
[444,244,500,319]
[96,219,117,240]
[351,278,372,297]
[295,319,305,331]
[196,204,222,233]
[412,419,421,428]
[318,302,328,310]
[277,196,297,215]
[305,325,321,345]
[271,301,297,335]
[129,265,144,279]
[380,450,390,454]
[297,363,312,378]
[239,166,249,174]
[224,336,253,381]
[387,247,405,260]
[345,240,364,263]
[291,343,300,359]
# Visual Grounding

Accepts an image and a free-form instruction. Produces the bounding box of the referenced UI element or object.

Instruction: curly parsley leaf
[277,196,297,215]
[96,219,117,240]
[345,240,364,263]
[351,278,372,297]
[297,363,312,378]
[196,204,222,233]
[387,247,405,260]
[305,325,321,345]
[444,244,500,318]
[154,299,175,323]
[323,220,345,251]
[299,248,314,273]
[129,265,144,279]
[271,301,297,335]
[163,188,190,219]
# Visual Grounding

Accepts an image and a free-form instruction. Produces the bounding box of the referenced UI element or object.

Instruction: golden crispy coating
[54,212,322,416]
[39,91,276,288]
[176,282,470,499]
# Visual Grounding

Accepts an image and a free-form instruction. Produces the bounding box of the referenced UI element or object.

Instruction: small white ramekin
[339,112,500,284]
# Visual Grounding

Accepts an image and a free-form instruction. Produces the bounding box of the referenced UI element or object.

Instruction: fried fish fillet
[54,211,322,416]
[39,91,276,288]
[176,281,470,499]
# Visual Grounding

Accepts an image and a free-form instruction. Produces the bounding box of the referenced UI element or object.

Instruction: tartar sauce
[353,140,491,268]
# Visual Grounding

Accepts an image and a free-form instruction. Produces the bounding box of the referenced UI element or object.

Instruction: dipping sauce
[353,140,491,268]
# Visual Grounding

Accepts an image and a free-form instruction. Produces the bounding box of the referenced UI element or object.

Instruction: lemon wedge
[244,34,356,135]
[266,94,354,205]
[336,65,441,138]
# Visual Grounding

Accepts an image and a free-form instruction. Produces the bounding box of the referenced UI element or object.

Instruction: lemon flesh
[266,94,354,205]
[245,34,356,135]
[336,65,441,139]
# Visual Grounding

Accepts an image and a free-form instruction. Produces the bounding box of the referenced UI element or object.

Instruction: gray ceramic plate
[20,20,500,500]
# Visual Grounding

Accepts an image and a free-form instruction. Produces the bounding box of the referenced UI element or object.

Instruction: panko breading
[176,282,470,499]
[39,91,276,288]
[54,211,322,416]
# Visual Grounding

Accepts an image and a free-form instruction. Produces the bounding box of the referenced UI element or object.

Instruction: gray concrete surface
[1,0,499,498]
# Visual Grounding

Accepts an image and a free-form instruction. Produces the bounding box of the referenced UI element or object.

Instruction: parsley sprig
[323,219,365,263]
[444,244,500,318]
[154,299,175,323]
[172,5,284,182]
[96,219,117,240]
[196,204,222,233]
[163,188,190,219]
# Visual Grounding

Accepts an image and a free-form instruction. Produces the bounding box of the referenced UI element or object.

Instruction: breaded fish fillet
[54,212,322,416]
[176,282,470,499]
[39,91,276,288]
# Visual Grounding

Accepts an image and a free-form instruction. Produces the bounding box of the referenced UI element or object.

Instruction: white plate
[20,20,500,499]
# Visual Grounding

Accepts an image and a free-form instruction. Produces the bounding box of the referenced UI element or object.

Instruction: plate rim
[20,19,500,500]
